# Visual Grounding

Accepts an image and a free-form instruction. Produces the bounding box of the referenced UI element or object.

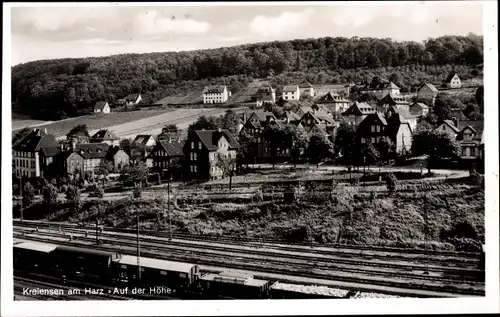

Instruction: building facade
[342,102,376,126]
[90,129,120,146]
[444,73,462,89]
[203,85,230,104]
[282,85,300,101]
[12,128,60,178]
[315,92,351,114]
[150,139,185,179]
[184,129,239,181]
[93,101,110,114]
[417,83,439,101]
[299,81,315,98]
[410,102,430,117]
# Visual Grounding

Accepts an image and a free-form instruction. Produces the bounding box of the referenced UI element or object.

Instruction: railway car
[51,245,120,284]
[269,282,349,299]
[198,272,271,299]
[13,241,58,275]
[111,255,199,292]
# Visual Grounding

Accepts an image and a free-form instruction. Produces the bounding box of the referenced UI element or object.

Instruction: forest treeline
[11,34,483,120]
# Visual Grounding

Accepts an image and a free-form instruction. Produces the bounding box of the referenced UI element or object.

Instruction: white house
[282,85,300,101]
[93,101,110,114]
[299,81,315,98]
[203,85,230,104]
[124,94,142,106]
[444,73,462,89]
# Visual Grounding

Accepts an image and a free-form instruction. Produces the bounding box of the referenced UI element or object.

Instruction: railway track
[14,226,481,273]
[14,220,482,258]
[13,228,485,297]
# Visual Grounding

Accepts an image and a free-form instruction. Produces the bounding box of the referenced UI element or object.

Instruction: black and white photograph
[1,1,498,316]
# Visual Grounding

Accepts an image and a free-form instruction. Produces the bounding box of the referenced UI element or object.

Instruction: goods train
[13,241,349,299]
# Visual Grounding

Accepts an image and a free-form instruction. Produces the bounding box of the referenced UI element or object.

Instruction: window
[193,153,197,160]
[371,125,376,132]
[191,142,195,149]
[361,138,366,144]
[442,126,446,131]
[194,165,198,172]
[376,125,381,133]
[371,137,376,143]
[198,142,202,149]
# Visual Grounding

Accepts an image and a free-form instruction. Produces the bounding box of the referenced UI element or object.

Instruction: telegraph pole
[136,182,142,285]
[19,177,23,221]
[168,174,172,241]
[423,208,429,275]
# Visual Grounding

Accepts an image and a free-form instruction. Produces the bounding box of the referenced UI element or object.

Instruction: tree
[95,160,114,185]
[216,153,237,190]
[22,182,36,208]
[411,130,459,173]
[263,124,283,168]
[120,162,149,191]
[12,127,32,147]
[385,172,397,193]
[334,122,357,162]
[220,110,240,135]
[475,86,484,113]
[389,73,400,84]
[362,143,380,167]
[42,183,58,205]
[306,133,334,167]
[187,115,221,135]
[295,52,302,71]
[65,185,81,210]
[238,130,258,167]
[158,124,181,141]
[282,124,308,166]
[66,124,90,143]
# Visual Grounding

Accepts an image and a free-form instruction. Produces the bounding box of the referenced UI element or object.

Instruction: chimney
[168,137,172,143]
[217,128,222,133]
[60,143,64,151]
[71,142,76,151]
[451,117,458,128]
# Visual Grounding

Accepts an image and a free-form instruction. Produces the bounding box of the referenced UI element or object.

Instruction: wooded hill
[12,34,483,120]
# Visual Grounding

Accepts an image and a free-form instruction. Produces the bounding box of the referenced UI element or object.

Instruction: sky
[9,2,484,66]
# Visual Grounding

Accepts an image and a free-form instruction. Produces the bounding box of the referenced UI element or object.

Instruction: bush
[88,184,104,198]
[385,173,397,193]
[133,188,142,199]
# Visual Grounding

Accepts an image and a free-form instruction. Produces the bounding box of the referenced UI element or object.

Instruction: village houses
[150,139,185,180]
[282,85,300,101]
[434,119,484,160]
[358,81,401,99]
[315,91,351,116]
[299,81,315,98]
[410,102,430,117]
[342,102,376,126]
[93,101,110,114]
[90,129,120,146]
[417,83,439,102]
[356,111,413,153]
[13,128,60,178]
[184,129,240,181]
[444,73,462,89]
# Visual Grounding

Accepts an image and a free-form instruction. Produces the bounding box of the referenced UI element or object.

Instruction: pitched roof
[40,146,61,157]
[257,84,275,93]
[106,146,128,160]
[442,120,461,133]
[375,112,388,125]
[12,128,58,152]
[283,111,301,121]
[379,93,409,105]
[410,102,429,109]
[299,80,313,88]
[316,92,349,103]
[125,94,140,101]
[445,73,459,83]
[203,85,227,94]
[158,139,184,157]
[283,85,299,93]
[458,120,484,140]
[91,129,119,141]
[194,129,239,151]
[298,106,313,114]
[342,102,375,116]
[133,134,155,146]
[94,101,108,110]
[74,143,110,159]
[249,111,276,122]
[362,81,400,91]
[389,107,416,119]
[420,83,439,92]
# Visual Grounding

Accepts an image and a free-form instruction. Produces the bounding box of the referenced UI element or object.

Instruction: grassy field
[154,79,270,106]
[12,107,247,140]
[12,119,52,131]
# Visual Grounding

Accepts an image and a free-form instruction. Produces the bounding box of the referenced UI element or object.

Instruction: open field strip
[13,225,484,297]
[12,119,53,131]
[103,107,247,139]
[16,110,171,139]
